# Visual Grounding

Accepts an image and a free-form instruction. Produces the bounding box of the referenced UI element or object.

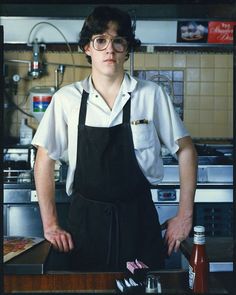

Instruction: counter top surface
[180,237,234,262]
[4,269,231,294]
[4,239,234,294]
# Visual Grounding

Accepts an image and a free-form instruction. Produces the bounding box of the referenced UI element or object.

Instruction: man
[32,6,197,271]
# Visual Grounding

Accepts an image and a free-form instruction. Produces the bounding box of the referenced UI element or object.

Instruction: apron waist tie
[77,193,120,269]
[106,203,120,269]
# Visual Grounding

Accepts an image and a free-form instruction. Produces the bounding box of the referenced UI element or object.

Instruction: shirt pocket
[131,121,155,150]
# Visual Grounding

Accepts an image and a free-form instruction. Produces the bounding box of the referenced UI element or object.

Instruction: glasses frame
[91,34,128,53]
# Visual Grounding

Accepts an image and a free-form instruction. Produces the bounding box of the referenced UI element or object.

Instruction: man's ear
[84,44,91,56]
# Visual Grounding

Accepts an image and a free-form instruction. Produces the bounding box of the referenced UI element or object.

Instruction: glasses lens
[92,35,127,52]
[93,36,109,51]
[113,37,127,53]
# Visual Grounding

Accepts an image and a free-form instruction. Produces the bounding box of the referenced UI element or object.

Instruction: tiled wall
[4,50,233,141]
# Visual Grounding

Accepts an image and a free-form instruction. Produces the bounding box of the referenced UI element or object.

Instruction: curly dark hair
[78,6,141,64]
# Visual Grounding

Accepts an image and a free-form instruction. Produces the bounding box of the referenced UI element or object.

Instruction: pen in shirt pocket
[131,119,149,125]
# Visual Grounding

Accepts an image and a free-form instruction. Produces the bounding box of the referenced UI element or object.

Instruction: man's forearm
[34,147,58,232]
[177,137,197,218]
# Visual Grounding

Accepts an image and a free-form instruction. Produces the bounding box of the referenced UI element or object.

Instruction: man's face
[84,21,128,78]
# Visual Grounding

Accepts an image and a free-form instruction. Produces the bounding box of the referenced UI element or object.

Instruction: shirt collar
[80,72,138,95]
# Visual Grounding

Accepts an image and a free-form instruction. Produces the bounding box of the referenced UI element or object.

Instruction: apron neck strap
[79,90,131,125]
[122,92,131,123]
[79,90,89,125]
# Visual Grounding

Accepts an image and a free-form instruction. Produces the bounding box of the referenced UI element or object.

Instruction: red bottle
[189,225,209,293]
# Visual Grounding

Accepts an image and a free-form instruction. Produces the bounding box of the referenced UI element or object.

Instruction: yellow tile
[19,51,32,61]
[77,53,90,66]
[227,54,233,68]
[228,69,233,82]
[200,69,214,82]
[214,97,228,110]
[200,110,214,123]
[199,124,214,137]
[186,54,200,68]
[200,96,214,110]
[173,54,186,68]
[134,53,145,69]
[4,51,19,60]
[44,52,61,64]
[214,110,228,124]
[184,110,200,123]
[63,67,76,83]
[214,82,228,96]
[17,79,29,95]
[186,68,200,82]
[75,68,91,81]
[185,123,200,137]
[186,82,200,95]
[159,53,173,67]
[59,52,75,65]
[214,54,228,68]
[144,53,159,68]
[212,124,230,137]
[214,69,228,82]
[200,54,214,68]
[227,82,233,97]
[200,82,214,95]
[184,95,200,110]
[17,64,30,80]
[227,124,233,137]
[228,96,233,111]
[228,110,233,124]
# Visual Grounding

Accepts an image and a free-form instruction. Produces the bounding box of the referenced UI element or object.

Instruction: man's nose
[106,39,115,53]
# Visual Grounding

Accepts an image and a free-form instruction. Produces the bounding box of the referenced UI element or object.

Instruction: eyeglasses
[91,35,128,53]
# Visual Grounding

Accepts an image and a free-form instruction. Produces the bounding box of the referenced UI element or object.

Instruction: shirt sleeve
[31,91,68,161]
[154,85,189,155]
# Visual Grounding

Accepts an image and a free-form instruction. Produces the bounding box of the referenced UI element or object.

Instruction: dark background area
[0,0,236,19]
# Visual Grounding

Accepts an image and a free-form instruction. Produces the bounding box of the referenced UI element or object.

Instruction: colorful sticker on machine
[33,95,52,112]
[208,22,236,44]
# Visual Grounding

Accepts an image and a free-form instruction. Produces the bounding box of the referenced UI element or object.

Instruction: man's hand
[44,225,74,252]
[162,214,192,256]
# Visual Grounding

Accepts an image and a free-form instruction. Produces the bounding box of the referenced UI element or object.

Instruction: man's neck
[91,72,125,109]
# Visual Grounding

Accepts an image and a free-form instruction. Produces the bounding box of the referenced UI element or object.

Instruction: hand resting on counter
[44,225,74,252]
[161,213,192,256]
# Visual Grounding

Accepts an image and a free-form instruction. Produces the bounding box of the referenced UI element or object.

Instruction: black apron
[67,90,165,271]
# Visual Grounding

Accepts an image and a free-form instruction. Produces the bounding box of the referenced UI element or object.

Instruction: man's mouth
[104,58,116,63]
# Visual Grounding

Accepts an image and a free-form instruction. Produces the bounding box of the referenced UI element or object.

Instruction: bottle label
[189,264,195,289]
[193,234,205,245]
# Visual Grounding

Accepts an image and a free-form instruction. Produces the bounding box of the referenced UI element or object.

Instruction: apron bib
[67,90,165,271]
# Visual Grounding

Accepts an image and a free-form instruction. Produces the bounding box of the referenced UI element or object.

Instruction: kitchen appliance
[3,146,69,237]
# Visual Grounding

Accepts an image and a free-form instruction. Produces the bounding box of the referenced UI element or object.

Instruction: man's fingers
[60,232,74,252]
[45,229,74,252]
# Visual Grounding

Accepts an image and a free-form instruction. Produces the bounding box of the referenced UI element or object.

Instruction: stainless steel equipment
[3,146,69,238]
[152,142,233,270]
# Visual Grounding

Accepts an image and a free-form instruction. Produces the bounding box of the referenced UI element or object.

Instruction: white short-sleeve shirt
[32,73,189,195]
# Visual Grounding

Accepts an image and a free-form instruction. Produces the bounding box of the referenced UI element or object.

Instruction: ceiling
[0,1,236,19]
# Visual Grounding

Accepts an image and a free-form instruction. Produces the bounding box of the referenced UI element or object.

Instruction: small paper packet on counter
[116,277,145,293]
[126,259,149,281]
[126,259,149,274]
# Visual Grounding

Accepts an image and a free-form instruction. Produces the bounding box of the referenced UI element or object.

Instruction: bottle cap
[194,225,205,233]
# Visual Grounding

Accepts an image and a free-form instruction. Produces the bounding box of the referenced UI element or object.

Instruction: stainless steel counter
[180,237,234,272]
